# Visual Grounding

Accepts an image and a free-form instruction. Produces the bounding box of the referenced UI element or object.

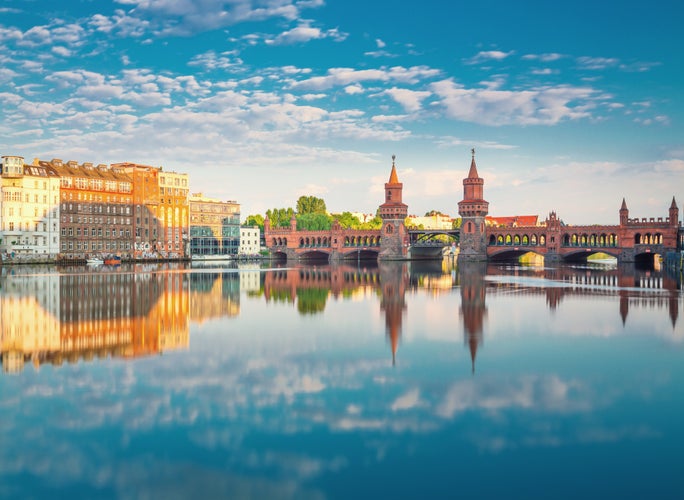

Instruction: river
[1,259,682,499]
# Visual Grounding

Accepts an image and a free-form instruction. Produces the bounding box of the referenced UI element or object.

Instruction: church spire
[621,198,628,210]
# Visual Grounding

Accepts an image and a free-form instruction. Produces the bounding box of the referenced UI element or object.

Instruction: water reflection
[1,261,681,375]
[0,260,683,498]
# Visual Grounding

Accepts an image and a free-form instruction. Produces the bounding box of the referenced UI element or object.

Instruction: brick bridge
[485,204,681,265]
[265,152,683,264]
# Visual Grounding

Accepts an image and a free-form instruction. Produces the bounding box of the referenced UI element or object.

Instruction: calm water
[1,260,683,499]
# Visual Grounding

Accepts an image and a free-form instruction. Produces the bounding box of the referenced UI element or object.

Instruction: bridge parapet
[626,217,677,227]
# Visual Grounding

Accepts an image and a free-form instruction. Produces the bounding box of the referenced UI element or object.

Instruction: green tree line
[243,196,383,231]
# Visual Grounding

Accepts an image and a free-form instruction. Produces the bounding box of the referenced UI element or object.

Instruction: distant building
[188,193,240,257]
[486,215,539,227]
[239,226,261,256]
[349,212,376,224]
[1,155,61,257]
[406,213,454,230]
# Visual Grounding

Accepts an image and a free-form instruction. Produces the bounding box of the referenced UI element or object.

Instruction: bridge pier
[618,248,636,264]
[543,252,562,264]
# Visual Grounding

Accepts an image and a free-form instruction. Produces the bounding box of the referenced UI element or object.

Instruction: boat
[190,254,233,261]
[104,255,122,266]
[86,257,104,265]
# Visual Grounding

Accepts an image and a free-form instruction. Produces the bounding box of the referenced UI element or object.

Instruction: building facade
[44,158,134,260]
[158,170,189,258]
[239,226,261,256]
[1,155,61,258]
[189,193,241,257]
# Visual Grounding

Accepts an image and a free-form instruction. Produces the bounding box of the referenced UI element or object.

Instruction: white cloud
[577,56,620,70]
[300,93,326,101]
[0,67,18,83]
[391,388,422,411]
[465,50,514,65]
[383,87,431,112]
[430,78,597,126]
[107,0,321,37]
[266,24,346,45]
[290,65,441,91]
[188,50,243,70]
[344,84,363,95]
[522,53,564,62]
[51,46,72,57]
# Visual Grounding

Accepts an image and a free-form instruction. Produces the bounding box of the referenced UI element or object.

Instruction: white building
[1,155,61,258]
[239,226,261,256]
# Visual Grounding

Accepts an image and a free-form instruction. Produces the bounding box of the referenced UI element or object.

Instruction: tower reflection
[458,262,488,374]
[379,262,408,366]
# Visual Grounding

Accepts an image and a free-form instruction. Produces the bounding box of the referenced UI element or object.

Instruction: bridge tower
[457,149,489,262]
[620,198,629,225]
[379,155,409,260]
[669,196,679,227]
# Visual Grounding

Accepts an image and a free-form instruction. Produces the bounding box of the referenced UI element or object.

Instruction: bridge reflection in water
[1,261,681,374]
[259,260,682,370]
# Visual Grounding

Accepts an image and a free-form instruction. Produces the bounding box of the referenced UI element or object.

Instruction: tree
[266,207,294,228]
[243,214,264,231]
[452,217,462,229]
[360,215,382,230]
[425,210,446,217]
[332,211,361,229]
[296,195,327,215]
[296,212,333,231]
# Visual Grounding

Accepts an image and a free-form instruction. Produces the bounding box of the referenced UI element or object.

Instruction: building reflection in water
[1,260,680,375]
[189,270,241,321]
[486,263,680,330]
[1,265,190,374]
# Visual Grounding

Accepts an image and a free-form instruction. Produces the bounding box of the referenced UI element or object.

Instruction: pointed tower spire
[619,197,629,226]
[388,154,399,184]
[467,147,479,179]
[669,196,679,227]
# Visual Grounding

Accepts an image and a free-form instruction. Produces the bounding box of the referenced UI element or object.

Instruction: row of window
[61,227,131,238]
[61,241,132,251]
[61,203,132,215]
[61,177,132,193]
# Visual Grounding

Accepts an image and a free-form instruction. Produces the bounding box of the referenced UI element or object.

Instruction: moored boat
[190,254,233,261]
[104,255,122,265]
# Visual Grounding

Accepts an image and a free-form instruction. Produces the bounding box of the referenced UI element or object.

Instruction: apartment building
[111,163,190,258]
[43,158,134,260]
[158,170,190,258]
[1,155,61,257]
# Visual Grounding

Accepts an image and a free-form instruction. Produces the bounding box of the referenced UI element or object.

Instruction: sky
[0,0,682,224]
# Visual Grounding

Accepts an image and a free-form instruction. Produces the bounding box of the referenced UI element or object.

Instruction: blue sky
[0,0,682,224]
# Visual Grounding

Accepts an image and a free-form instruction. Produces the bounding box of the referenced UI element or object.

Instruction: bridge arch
[341,248,380,260]
[562,249,620,262]
[488,248,544,261]
[297,249,331,261]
